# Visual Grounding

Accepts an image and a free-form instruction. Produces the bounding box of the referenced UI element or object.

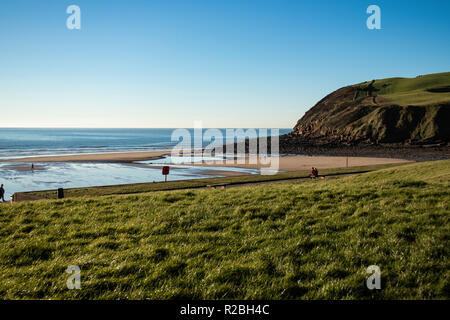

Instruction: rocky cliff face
[290,74,450,145]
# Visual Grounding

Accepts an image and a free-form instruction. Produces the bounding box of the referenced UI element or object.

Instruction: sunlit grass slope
[0,160,448,299]
[360,71,450,106]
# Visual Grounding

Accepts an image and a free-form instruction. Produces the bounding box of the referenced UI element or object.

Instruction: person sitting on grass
[0,184,5,202]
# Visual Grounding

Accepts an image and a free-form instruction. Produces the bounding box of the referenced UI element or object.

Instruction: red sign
[162,166,170,175]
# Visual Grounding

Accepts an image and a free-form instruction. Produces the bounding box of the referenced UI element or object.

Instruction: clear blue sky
[0,0,449,128]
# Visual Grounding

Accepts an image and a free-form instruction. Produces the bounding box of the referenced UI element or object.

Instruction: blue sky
[0,0,449,128]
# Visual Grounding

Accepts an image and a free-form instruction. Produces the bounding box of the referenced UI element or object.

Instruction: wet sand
[121,162,252,177]
[1,163,48,172]
[199,169,253,176]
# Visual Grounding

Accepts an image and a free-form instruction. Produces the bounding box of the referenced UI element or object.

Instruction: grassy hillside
[356,72,450,106]
[0,160,448,299]
[293,72,450,144]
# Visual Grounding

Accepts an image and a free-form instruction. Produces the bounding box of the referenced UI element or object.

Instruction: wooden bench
[207,183,228,190]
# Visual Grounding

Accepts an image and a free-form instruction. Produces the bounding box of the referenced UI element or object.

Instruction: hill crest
[291,72,450,145]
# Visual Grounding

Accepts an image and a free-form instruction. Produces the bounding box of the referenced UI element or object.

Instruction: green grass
[0,160,448,299]
[25,163,405,200]
[357,72,450,106]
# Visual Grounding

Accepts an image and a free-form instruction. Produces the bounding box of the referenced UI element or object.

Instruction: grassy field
[24,163,406,200]
[0,160,448,299]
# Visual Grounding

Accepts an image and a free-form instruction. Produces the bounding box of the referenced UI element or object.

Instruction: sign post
[162,166,170,182]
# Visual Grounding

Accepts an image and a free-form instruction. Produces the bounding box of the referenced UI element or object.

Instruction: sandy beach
[4,151,170,163]
[3,151,411,172]
[179,155,411,171]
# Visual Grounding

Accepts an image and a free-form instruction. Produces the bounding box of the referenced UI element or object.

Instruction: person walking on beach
[0,184,5,202]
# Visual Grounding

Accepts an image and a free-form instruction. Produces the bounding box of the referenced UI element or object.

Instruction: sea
[0,128,291,200]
